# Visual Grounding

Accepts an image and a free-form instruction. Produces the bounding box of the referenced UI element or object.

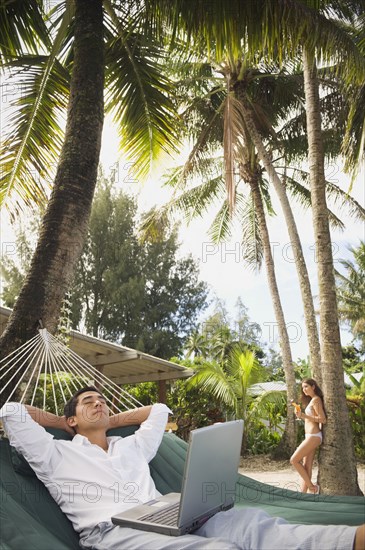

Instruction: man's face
[67,391,110,433]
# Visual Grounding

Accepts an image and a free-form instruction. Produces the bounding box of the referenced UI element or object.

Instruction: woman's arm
[301,398,326,424]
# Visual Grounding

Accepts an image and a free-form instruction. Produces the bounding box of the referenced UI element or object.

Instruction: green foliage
[344,366,365,459]
[1,175,209,360]
[246,420,282,455]
[167,379,226,442]
[347,393,365,460]
[69,176,209,359]
[293,357,312,380]
[263,348,284,380]
[32,372,89,415]
[1,0,179,216]
[1,221,39,308]
[184,298,265,364]
[121,382,159,406]
[342,345,365,373]
[336,241,365,351]
[185,347,287,454]
[118,375,225,442]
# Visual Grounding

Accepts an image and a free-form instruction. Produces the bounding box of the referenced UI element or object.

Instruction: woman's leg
[300,449,316,492]
[290,436,321,492]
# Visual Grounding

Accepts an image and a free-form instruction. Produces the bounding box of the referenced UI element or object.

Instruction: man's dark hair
[64,386,104,418]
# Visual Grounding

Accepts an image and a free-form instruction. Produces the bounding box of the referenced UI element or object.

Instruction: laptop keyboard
[139,502,180,526]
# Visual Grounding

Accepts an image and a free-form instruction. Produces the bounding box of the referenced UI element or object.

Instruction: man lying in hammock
[0,386,364,550]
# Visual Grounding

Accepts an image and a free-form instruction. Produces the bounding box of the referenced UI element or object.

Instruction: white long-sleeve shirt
[0,402,171,534]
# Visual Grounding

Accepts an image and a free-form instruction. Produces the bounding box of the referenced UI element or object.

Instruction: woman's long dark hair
[300,378,324,408]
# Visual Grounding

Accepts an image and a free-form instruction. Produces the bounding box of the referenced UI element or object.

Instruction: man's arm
[133,403,172,462]
[25,405,74,435]
[25,404,155,432]
[108,406,153,430]
[0,403,59,474]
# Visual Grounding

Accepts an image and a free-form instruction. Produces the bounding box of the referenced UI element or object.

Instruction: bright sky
[1,115,364,362]
[98,119,365,361]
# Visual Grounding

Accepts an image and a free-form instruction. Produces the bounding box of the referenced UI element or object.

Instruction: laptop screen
[178,420,244,527]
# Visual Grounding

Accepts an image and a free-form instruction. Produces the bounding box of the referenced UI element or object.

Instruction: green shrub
[347,396,365,460]
[246,421,282,455]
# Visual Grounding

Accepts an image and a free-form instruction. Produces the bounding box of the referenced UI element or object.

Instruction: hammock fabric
[1,426,364,550]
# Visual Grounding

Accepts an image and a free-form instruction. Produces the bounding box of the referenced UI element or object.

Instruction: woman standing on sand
[290,378,326,493]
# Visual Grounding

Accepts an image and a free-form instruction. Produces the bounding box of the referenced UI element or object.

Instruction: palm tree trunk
[239,97,322,383]
[246,170,297,456]
[303,48,361,495]
[0,0,104,405]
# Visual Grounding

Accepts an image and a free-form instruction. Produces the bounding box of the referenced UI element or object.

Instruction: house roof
[249,381,287,395]
[0,306,193,384]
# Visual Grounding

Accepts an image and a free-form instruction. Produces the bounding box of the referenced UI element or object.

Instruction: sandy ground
[238,455,365,494]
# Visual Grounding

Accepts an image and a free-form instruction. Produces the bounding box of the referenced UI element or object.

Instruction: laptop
[111,420,244,536]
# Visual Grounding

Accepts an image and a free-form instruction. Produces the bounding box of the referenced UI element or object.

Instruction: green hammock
[1,426,363,550]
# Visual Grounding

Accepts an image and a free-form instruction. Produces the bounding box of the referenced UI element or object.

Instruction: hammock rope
[0,328,143,414]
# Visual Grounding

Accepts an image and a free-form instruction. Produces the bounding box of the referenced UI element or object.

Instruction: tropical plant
[186,348,286,454]
[167,377,226,442]
[141,52,364,457]
[1,0,364,492]
[345,369,365,460]
[246,421,282,455]
[1,0,361,368]
[342,345,365,372]
[184,300,264,363]
[121,371,226,442]
[184,331,209,360]
[336,241,365,350]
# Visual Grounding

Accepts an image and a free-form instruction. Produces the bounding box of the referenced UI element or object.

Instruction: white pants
[79,508,357,550]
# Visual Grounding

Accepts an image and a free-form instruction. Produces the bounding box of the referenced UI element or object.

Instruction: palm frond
[0,56,70,215]
[147,0,365,77]
[0,0,51,63]
[249,390,286,421]
[223,89,246,212]
[239,193,263,269]
[104,5,180,179]
[170,177,225,223]
[343,82,365,175]
[139,174,225,240]
[183,100,225,180]
[208,201,232,242]
[187,362,237,409]
[283,169,363,229]
[0,3,73,215]
[277,89,347,162]
[325,179,365,221]
[226,348,258,387]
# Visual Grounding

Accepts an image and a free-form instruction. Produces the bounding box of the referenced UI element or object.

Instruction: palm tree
[1,2,364,488]
[142,54,364,456]
[0,0,179,390]
[187,347,286,455]
[171,4,365,486]
[301,0,364,495]
[0,0,105,378]
[184,330,209,359]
